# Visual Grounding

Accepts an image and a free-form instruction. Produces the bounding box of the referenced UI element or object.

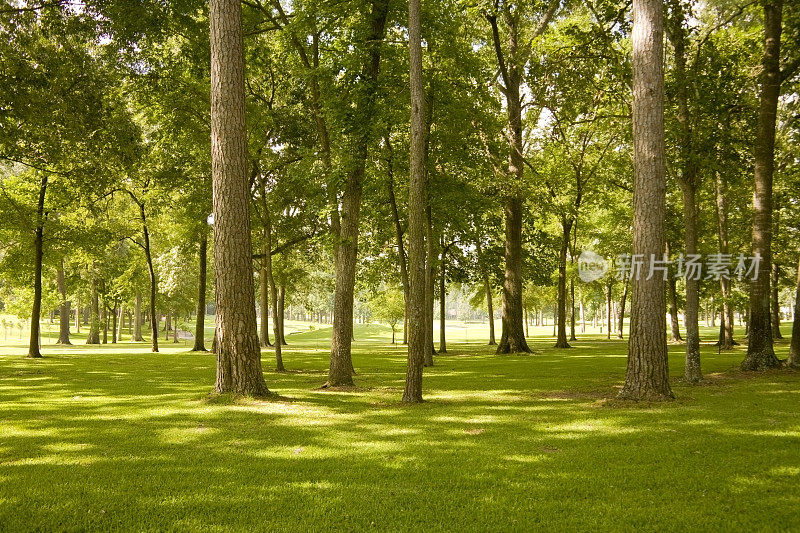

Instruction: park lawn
[0,323,799,531]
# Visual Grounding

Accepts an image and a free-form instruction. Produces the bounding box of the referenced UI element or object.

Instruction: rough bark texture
[788,256,800,368]
[193,233,208,351]
[742,0,782,371]
[28,175,48,358]
[619,0,674,401]
[328,0,389,387]
[210,0,269,396]
[403,0,426,403]
[668,275,683,342]
[57,260,71,345]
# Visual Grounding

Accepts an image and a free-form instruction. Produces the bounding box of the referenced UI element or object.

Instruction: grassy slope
[0,321,798,531]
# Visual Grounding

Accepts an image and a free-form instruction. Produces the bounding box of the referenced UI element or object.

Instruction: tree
[485,0,558,354]
[403,0,427,404]
[209,0,269,396]
[370,288,405,344]
[742,0,784,371]
[619,0,674,401]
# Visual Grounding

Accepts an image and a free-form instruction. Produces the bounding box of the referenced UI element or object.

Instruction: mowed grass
[1,320,799,531]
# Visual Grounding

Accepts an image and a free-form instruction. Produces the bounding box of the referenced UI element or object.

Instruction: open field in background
[1,320,799,530]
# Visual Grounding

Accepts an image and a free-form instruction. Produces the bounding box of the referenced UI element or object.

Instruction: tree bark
[139,202,159,353]
[111,305,118,344]
[28,175,48,358]
[210,0,269,396]
[56,259,71,345]
[193,232,208,351]
[742,0,782,371]
[117,304,124,342]
[403,0,426,402]
[619,0,673,401]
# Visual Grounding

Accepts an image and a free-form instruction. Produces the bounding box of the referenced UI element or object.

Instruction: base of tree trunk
[56,339,72,345]
[617,389,675,402]
[487,340,497,346]
[26,352,43,359]
[740,351,782,371]
[554,340,572,349]
[496,338,532,354]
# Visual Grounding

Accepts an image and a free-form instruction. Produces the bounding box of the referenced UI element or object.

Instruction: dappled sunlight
[1,328,800,530]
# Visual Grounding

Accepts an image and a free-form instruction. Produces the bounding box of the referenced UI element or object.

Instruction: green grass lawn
[1,321,799,531]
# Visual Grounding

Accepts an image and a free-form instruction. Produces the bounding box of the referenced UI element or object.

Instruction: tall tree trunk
[28,175,48,358]
[619,0,673,401]
[742,0,782,371]
[210,0,269,396]
[668,3,701,382]
[487,10,533,355]
[403,0,426,402]
[715,171,736,349]
[328,0,389,387]
[86,277,100,345]
[57,260,71,345]
[486,276,496,345]
[193,232,208,351]
[164,310,171,341]
[788,255,800,368]
[133,292,144,341]
[555,219,572,348]
[771,262,783,339]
